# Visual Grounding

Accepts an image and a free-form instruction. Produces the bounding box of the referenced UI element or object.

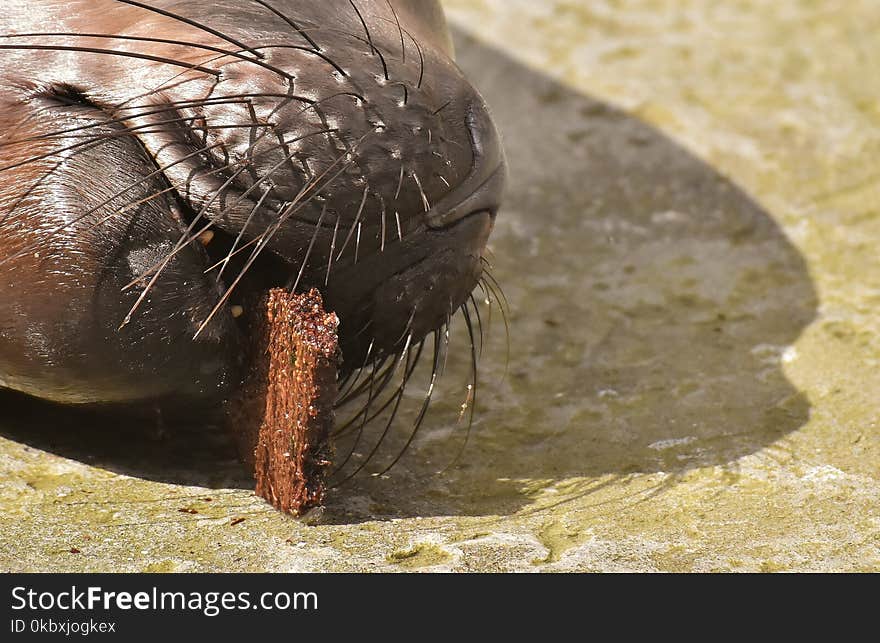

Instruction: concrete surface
[1,0,878,572]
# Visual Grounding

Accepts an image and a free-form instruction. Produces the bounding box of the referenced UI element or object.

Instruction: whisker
[335,184,370,260]
[248,0,320,50]
[339,346,399,400]
[440,318,452,379]
[216,187,274,281]
[336,340,374,404]
[394,82,409,106]
[121,159,259,292]
[334,336,416,438]
[378,194,387,251]
[1,122,176,173]
[481,264,511,315]
[413,32,425,89]
[388,307,417,354]
[376,329,441,476]
[0,32,291,80]
[125,132,348,307]
[190,133,373,336]
[336,338,428,483]
[347,0,376,56]
[225,13,338,80]
[331,354,393,474]
[469,293,485,358]
[325,213,340,285]
[114,0,265,59]
[192,168,351,338]
[412,171,430,211]
[394,164,405,200]
[372,15,425,87]
[476,280,494,337]
[289,203,327,293]
[127,126,340,289]
[446,302,480,470]
[84,120,273,138]
[291,91,369,118]
[0,97,251,149]
[204,235,259,274]
[384,0,405,63]
[334,348,416,437]
[0,141,229,268]
[480,276,511,380]
[433,101,452,116]
[291,25,389,80]
[0,44,219,76]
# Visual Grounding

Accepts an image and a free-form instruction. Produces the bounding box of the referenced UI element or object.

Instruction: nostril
[465,98,504,178]
[425,99,507,229]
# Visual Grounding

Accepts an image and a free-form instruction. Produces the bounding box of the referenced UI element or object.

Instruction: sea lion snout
[195,20,507,259]
[173,4,507,363]
[425,99,507,229]
[0,0,506,407]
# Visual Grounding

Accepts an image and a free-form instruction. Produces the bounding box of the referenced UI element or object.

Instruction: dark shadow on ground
[0,30,818,522]
[320,30,819,521]
[0,391,250,490]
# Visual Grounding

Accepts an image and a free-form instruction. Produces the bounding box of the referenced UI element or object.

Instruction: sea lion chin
[0,0,506,415]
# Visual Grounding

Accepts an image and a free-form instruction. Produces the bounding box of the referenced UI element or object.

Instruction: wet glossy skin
[0,0,505,407]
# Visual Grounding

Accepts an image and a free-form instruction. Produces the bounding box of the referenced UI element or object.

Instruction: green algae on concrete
[1,0,879,572]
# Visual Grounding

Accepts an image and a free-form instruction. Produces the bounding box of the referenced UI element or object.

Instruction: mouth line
[424,161,506,229]
[323,209,492,307]
[191,191,494,328]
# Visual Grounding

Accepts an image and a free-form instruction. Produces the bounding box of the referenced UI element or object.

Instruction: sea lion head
[0,0,505,406]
